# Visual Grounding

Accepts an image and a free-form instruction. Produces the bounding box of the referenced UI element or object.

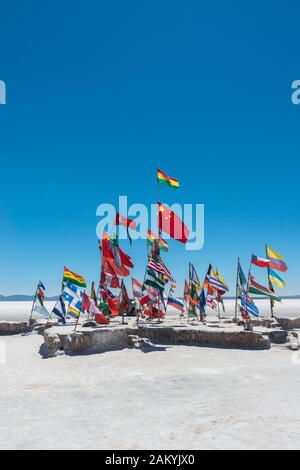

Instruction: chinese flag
[158,202,190,244]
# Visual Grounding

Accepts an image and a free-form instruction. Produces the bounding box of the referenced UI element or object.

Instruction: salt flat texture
[0,330,300,450]
[0,299,299,323]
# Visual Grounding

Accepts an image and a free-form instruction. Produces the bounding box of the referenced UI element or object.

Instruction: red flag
[101,258,120,288]
[100,233,132,277]
[119,247,134,269]
[82,293,91,312]
[106,292,120,316]
[158,202,190,244]
[115,213,137,230]
[95,313,110,325]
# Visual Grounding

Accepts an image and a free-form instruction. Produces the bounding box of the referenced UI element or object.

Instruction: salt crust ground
[0,300,299,450]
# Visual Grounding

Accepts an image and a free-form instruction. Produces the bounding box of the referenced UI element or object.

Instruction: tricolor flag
[251,255,270,268]
[157,168,180,189]
[167,296,185,312]
[249,275,281,302]
[63,267,87,288]
[147,230,169,252]
[266,246,288,273]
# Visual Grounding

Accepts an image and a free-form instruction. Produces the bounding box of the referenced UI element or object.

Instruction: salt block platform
[0,321,28,335]
[44,319,271,355]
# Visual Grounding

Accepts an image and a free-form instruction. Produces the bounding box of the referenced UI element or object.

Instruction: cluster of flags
[29,167,289,327]
[182,263,229,321]
[236,245,288,319]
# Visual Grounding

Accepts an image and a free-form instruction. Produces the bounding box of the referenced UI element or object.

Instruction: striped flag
[266,246,288,273]
[148,257,173,281]
[167,296,185,312]
[249,275,281,302]
[251,255,270,268]
[52,296,66,324]
[241,294,259,318]
[63,267,87,288]
[144,268,166,292]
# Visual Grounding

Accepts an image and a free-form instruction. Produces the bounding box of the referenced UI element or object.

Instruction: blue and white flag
[33,303,49,317]
[62,281,83,305]
[52,296,67,324]
[241,294,259,318]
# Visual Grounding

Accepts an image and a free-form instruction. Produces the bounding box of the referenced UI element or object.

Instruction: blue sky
[0,1,299,296]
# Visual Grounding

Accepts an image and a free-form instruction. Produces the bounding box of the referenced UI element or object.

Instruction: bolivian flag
[63,267,87,288]
[157,168,179,189]
[147,230,169,252]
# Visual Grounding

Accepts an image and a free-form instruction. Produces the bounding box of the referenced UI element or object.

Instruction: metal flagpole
[265,244,274,318]
[234,257,240,322]
[244,254,253,330]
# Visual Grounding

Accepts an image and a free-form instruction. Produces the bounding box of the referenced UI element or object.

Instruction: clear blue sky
[0,1,299,296]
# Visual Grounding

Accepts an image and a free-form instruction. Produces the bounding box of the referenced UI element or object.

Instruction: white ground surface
[0,300,300,450]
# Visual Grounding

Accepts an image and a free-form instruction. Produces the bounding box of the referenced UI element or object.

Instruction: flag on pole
[147,230,169,252]
[62,281,83,305]
[158,202,190,244]
[266,246,288,272]
[251,255,270,268]
[206,297,217,311]
[63,267,87,288]
[144,268,166,292]
[132,278,144,298]
[268,268,286,288]
[91,281,98,304]
[249,275,281,302]
[37,281,46,305]
[115,213,137,245]
[52,296,67,324]
[241,294,259,318]
[67,304,82,320]
[237,261,247,295]
[32,281,49,316]
[157,168,180,189]
[206,271,229,292]
[147,257,173,280]
[199,289,207,316]
[115,213,137,230]
[167,296,185,312]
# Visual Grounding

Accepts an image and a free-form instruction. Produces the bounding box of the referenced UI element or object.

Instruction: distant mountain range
[0,295,59,302]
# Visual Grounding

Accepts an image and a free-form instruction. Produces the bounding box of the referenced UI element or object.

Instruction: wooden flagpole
[28,282,38,324]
